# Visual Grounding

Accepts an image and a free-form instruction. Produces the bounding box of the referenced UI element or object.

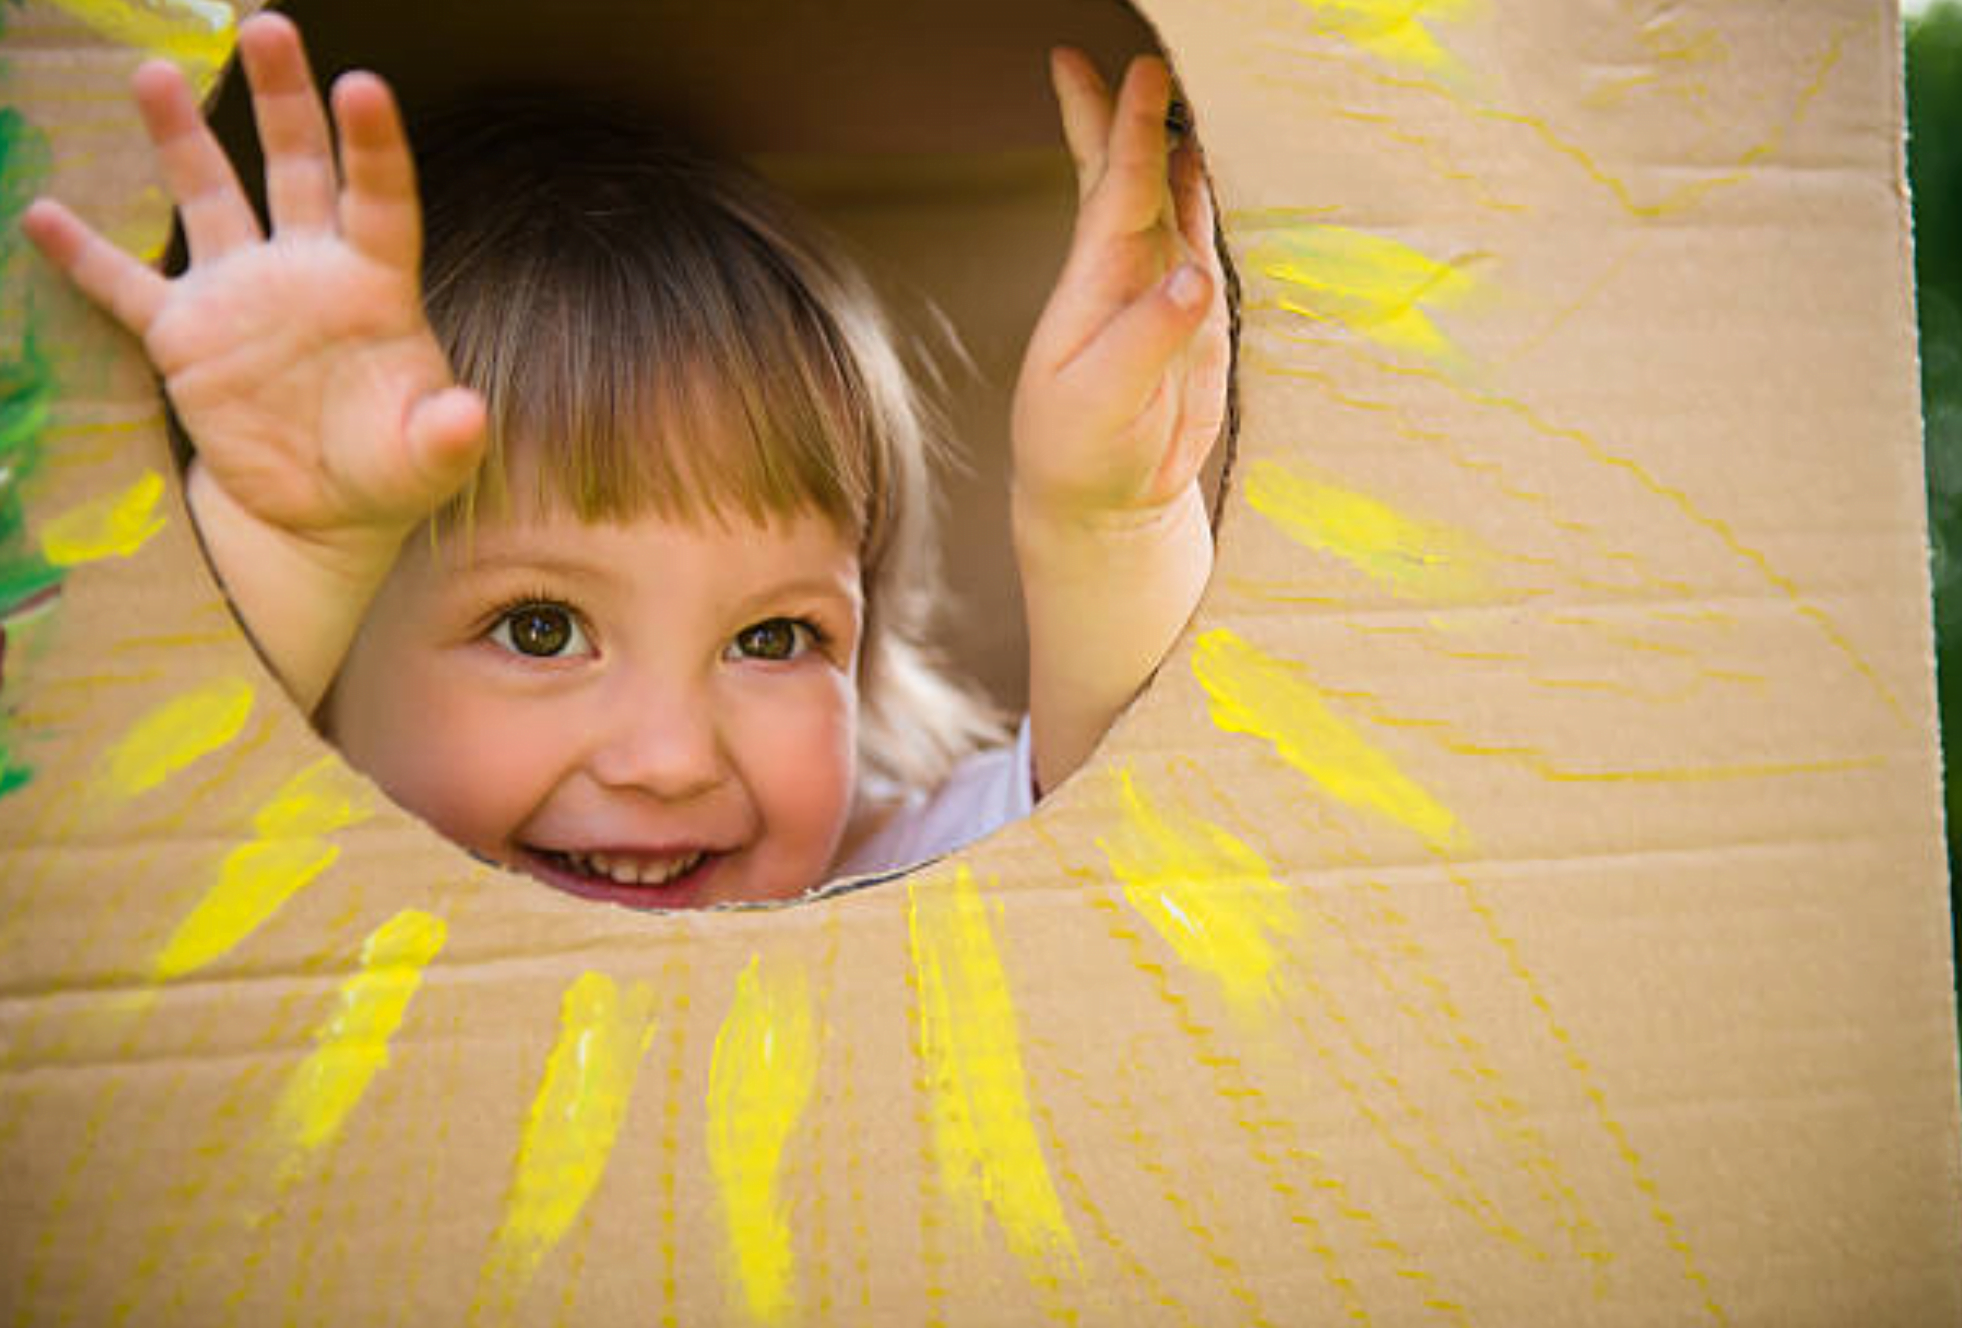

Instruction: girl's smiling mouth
[520,843,725,908]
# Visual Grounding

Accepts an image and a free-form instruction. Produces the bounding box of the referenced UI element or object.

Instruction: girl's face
[326,486,864,909]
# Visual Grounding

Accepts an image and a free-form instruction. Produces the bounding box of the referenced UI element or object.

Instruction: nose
[586,673,726,801]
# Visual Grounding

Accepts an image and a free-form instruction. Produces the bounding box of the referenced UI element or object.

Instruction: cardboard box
[1,0,1957,1323]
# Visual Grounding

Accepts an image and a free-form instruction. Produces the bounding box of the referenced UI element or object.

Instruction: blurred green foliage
[1908,3,1962,959]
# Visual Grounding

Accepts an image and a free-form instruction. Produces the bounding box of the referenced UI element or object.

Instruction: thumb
[1062,262,1213,416]
[403,385,488,501]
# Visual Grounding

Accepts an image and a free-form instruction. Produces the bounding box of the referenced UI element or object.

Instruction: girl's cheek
[734,670,857,782]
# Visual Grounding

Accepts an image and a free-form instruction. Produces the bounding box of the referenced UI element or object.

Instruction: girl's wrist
[184,462,409,711]
[1010,480,1209,583]
[185,461,411,596]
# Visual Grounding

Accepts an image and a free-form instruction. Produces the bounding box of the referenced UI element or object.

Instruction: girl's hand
[1010,50,1229,794]
[1010,49,1229,536]
[21,13,484,710]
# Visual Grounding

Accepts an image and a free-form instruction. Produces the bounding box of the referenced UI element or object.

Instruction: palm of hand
[1084,221,1229,510]
[21,19,484,557]
[150,237,455,541]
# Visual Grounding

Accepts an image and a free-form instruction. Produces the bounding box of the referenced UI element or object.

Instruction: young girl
[22,13,1230,908]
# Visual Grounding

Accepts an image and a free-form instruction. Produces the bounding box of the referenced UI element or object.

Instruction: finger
[20,198,170,336]
[1049,46,1114,200]
[1060,262,1213,419]
[1170,136,1220,273]
[332,71,420,273]
[239,12,337,235]
[131,59,262,262]
[401,385,487,502]
[1087,55,1174,237]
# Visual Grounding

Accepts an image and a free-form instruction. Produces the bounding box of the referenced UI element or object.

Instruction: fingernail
[1167,263,1207,309]
[1165,98,1192,144]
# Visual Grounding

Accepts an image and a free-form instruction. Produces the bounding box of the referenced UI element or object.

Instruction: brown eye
[491,604,587,658]
[730,618,812,662]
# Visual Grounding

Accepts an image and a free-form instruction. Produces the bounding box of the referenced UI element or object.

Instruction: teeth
[564,849,705,887]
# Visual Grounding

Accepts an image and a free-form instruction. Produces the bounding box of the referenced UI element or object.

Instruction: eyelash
[479,599,832,664]
[728,616,830,663]
[483,593,592,660]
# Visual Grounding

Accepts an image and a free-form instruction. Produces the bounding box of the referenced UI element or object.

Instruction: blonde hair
[412,96,1003,790]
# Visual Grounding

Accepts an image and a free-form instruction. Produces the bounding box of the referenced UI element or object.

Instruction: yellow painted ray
[36,0,236,84]
[1099,768,1303,1020]
[476,971,658,1321]
[908,867,1078,1280]
[269,909,446,1180]
[1192,628,1468,854]
[94,676,254,801]
[151,756,370,982]
[1245,458,1497,604]
[104,187,175,264]
[707,955,819,1324]
[1295,0,1475,76]
[1245,223,1480,364]
[37,470,167,567]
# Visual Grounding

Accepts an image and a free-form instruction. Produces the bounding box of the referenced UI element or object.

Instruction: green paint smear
[0,108,52,241]
[0,326,57,597]
[0,325,52,470]
[0,87,57,805]
[0,751,30,799]
[0,557,58,606]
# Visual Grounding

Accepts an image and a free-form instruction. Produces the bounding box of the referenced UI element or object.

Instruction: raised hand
[21,13,484,710]
[1011,49,1229,529]
[1011,50,1231,794]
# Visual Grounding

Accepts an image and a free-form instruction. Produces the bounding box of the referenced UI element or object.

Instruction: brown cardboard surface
[2,0,1959,1325]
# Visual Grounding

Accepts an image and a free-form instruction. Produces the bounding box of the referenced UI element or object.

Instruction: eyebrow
[446,553,860,616]
[733,577,863,617]
[445,550,627,588]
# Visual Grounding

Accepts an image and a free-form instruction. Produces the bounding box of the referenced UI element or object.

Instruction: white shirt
[828,718,1036,886]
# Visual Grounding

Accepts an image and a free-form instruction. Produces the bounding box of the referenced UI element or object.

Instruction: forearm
[187,462,401,717]
[1015,479,1213,794]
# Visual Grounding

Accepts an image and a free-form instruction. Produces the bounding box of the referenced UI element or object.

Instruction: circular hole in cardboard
[164,0,1238,909]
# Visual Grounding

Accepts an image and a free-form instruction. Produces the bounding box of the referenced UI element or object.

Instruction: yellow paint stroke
[1315,326,1908,724]
[1148,757,1611,1281]
[1238,334,1689,601]
[707,956,820,1324]
[37,0,237,82]
[1192,628,1467,854]
[151,756,369,982]
[1081,890,1406,1326]
[1295,0,1474,78]
[269,909,445,1177]
[1245,458,1496,604]
[907,867,1078,1279]
[38,470,167,566]
[1322,679,1874,785]
[477,971,658,1318]
[38,409,169,477]
[1244,224,1481,365]
[1098,769,1302,1018]
[95,676,254,800]
[106,188,176,265]
[1272,15,1853,221]
[1438,859,1726,1323]
[1584,9,1725,117]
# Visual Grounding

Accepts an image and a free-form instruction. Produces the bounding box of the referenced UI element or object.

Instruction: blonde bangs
[413,96,1003,788]
[426,185,889,543]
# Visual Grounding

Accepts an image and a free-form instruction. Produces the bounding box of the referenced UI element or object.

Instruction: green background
[1907,4,1962,967]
